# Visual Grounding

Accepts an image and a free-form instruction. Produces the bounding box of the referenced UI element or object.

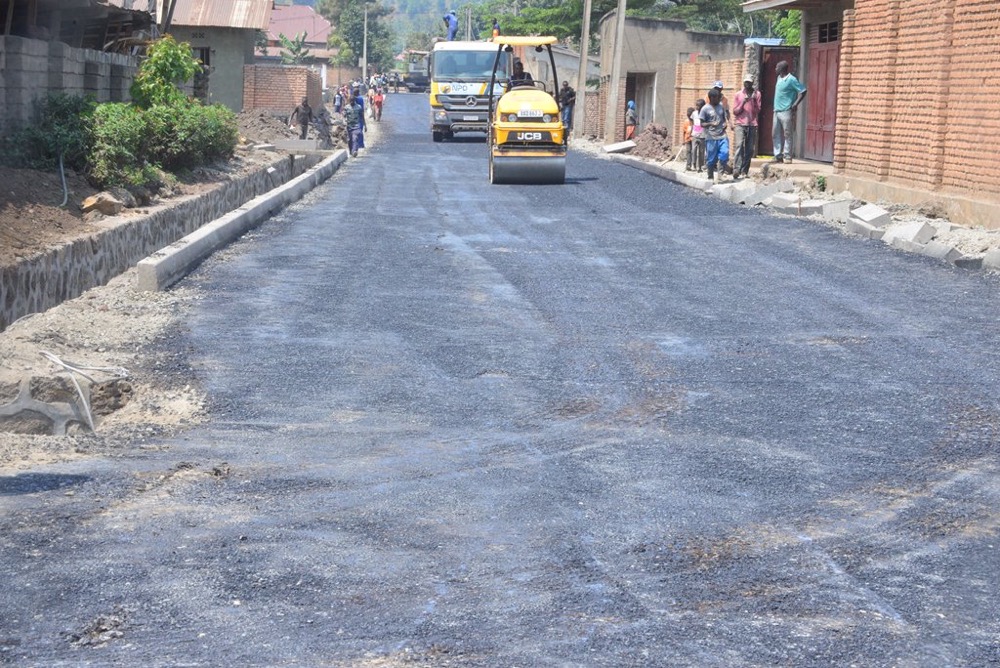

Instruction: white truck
[429,40,512,142]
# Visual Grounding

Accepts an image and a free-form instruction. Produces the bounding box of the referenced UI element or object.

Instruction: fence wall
[0,35,136,135]
[243,64,323,117]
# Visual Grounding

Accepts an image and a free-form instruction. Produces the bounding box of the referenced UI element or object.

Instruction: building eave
[742,0,826,12]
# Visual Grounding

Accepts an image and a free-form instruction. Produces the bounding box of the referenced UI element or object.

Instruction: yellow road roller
[487,36,566,185]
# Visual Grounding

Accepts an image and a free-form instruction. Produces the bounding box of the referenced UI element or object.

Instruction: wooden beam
[5,0,15,36]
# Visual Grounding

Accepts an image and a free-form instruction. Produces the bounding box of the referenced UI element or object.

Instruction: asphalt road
[3,92,1000,667]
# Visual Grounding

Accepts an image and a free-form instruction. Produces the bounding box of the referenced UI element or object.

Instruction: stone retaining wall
[0,153,321,332]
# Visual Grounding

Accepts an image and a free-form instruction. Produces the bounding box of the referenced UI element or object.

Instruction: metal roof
[267,4,332,43]
[164,0,272,30]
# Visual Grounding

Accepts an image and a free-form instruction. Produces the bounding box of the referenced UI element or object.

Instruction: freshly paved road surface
[3,93,1000,666]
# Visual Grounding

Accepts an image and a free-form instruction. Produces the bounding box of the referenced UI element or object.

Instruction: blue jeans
[706,136,729,170]
[561,104,573,130]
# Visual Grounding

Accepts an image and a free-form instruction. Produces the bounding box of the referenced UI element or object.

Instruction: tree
[327,2,396,73]
[403,30,433,53]
[651,0,792,38]
[471,0,658,46]
[130,35,202,108]
[255,29,269,56]
[279,32,312,64]
[774,10,800,45]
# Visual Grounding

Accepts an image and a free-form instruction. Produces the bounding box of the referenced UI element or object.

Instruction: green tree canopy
[324,2,396,72]
[279,31,313,64]
[130,35,201,108]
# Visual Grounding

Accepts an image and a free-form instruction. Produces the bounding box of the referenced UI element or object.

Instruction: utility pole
[362,2,368,82]
[605,0,627,144]
[573,0,593,137]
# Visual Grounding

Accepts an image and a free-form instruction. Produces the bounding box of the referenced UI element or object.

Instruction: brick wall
[243,64,323,117]
[673,59,745,149]
[835,0,1000,202]
[0,35,136,135]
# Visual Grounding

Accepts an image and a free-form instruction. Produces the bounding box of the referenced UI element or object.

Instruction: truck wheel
[432,131,444,143]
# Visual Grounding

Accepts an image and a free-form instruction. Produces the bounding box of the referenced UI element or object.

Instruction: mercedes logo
[465,96,477,107]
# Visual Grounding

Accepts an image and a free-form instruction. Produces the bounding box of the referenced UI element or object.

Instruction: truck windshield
[434,51,507,80]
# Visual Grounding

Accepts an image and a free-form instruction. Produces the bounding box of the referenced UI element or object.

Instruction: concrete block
[744,179,794,207]
[922,240,964,264]
[798,199,826,216]
[955,256,984,270]
[273,139,321,152]
[883,220,936,245]
[930,221,959,234]
[821,198,852,223]
[845,218,885,240]
[767,192,800,214]
[710,183,738,202]
[729,180,759,204]
[603,140,636,154]
[851,203,891,228]
[888,237,927,253]
[982,248,1000,271]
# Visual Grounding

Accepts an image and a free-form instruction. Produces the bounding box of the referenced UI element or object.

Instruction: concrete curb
[609,154,714,192]
[608,152,997,272]
[137,150,349,291]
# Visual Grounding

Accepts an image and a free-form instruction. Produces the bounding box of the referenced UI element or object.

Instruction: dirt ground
[0,109,350,471]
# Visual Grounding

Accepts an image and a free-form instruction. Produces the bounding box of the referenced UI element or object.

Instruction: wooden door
[758,47,799,157]
[805,23,840,162]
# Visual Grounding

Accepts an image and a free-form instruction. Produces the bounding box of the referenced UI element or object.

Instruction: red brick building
[745,0,1000,228]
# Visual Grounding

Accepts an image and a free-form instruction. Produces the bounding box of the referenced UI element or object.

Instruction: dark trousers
[298,123,309,140]
[348,127,363,155]
[734,124,757,175]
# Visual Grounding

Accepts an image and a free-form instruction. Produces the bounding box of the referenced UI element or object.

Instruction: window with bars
[817,22,840,44]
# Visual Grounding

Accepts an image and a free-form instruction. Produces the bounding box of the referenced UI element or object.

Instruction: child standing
[691,100,706,172]
[683,106,695,171]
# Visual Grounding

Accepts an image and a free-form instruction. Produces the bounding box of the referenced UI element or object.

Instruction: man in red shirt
[732,75,762,179]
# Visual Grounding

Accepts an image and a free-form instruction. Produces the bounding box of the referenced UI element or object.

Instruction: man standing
[288,97,313,140]
[699,88,729,181]
[344,89,366,158]
[559,81,576,132]
[732,75,761,178]
[443,10,458,41]
[772,60,807,163]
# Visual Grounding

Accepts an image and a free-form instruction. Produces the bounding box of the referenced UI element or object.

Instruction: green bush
[0,93,95,170]
[89,103,157,187]
[88,99,237,187]
[145,101,237,170]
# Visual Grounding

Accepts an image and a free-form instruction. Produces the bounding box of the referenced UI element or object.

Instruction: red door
[758,47,799,158]
[805,42,839,162]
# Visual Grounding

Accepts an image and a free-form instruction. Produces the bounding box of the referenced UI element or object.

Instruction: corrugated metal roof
[165,0,273,30]
[267,5,332,44]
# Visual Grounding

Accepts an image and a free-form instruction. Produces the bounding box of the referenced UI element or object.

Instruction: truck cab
[430,41,511,142]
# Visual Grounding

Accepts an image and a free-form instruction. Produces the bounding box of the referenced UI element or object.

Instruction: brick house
[257,3,359,90]
[598,13,745,143]
[744,0,1000,228]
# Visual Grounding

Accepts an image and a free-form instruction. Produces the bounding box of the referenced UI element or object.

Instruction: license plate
[462,115,479,121]
[513,131,551,141]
